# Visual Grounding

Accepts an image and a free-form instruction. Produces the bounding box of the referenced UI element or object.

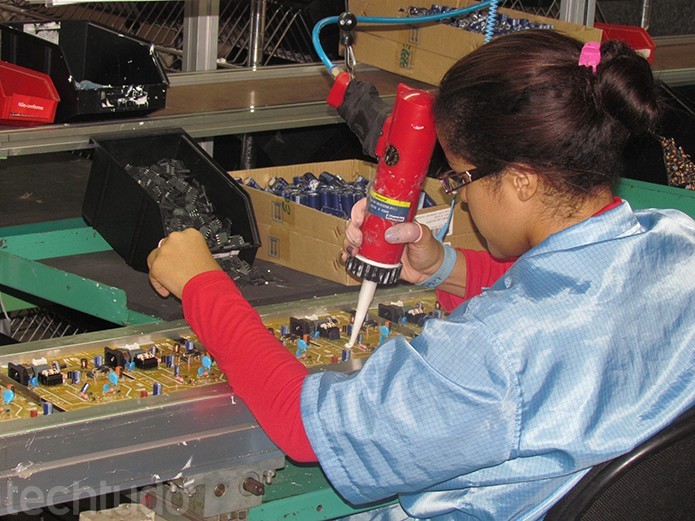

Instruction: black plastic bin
[83,129,260,273]
[0,20,168,122]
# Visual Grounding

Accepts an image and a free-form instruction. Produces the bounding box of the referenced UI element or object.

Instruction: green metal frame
[0,218,159,326]
[248,462,395,521]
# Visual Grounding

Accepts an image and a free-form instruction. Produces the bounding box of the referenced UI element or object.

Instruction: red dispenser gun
[328,73,437,347]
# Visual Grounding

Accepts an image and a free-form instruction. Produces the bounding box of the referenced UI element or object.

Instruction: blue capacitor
[306,191,321,210]
[321,206,347,219]
[185,339,195,352]
[71,370,81,385]
[102,383,111,393]
[197,367,205,376]
[340,191,356,216]
[301,172,320,191]
[293,191,308,206]
[268,176,289,195]
[2,389,14,405]
[94,355,103,368]
[380,325,390,337]
[108,372,119,386]
[153,382,163,396]
[42,401,53,415]
[201,355,212,369]
[353,175,369,189]
[30,376,39,387]
[297,339,308,352]
[243,177,263,190]
[319,187,331,209]
[319,171,347,189]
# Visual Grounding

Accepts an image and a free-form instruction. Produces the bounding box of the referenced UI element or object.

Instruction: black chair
[545,406,695,521]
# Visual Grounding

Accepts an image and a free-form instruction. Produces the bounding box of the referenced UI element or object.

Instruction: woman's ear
[507,165,538,202]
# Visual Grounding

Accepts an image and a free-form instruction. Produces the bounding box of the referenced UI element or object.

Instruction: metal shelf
[0,64,414,157]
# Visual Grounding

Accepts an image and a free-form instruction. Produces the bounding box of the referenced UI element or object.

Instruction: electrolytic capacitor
[153,382,163,396]
[42,401,53,415]
[306,191,321,210]
[184,339,195,352]
[71,371,81,385]
[341,191,356,216]
[94,355,103,368]
[174,365,181,378]
[341,348,351,362]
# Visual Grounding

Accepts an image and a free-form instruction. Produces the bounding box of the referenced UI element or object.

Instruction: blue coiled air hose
[312,1,500,75]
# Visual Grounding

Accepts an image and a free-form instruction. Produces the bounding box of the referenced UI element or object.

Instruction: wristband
[416,244,458,289]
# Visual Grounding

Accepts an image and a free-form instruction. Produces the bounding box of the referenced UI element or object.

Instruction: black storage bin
[83,129,260,273]
[0,20,168,122]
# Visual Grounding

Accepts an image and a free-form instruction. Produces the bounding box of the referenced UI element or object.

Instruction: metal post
[241,0,267,170]
[183,0,220,154]
[559,0,597,27]
[640,0,653,30]
[248,0,267,70]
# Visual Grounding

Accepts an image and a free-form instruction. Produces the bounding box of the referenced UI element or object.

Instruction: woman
[148,30,695,520]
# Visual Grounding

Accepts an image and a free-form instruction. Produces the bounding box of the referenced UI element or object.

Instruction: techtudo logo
[1,479,189,517]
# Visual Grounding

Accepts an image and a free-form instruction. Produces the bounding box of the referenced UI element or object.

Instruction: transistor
[8,363,31,386]
[125,159,246,253]
[378,303,404,323]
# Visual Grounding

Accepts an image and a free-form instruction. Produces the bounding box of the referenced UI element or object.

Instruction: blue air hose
[484,0,499,43]
[312,1,498,74]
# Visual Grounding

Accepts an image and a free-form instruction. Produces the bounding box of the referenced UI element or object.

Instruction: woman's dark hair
[433,30,663,197]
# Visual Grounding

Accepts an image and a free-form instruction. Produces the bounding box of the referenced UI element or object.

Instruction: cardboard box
[350,0,603,86]
[231,159,485,285]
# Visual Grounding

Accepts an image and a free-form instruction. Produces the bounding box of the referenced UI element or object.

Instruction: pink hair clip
[578,41,601,74]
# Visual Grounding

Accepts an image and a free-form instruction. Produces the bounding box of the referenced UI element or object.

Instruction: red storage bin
[0,60,60,126]
[595,23,655,64]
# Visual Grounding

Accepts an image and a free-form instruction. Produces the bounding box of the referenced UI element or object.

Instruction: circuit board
[1,290,443,421]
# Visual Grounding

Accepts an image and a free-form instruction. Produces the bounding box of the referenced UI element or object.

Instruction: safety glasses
[438,166,495,194]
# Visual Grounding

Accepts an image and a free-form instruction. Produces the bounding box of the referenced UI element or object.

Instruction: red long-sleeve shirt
[182,250,510,462]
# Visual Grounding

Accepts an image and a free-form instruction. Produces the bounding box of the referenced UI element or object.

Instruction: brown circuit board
[1,291,444,421]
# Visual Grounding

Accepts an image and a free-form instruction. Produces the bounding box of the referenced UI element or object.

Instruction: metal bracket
[135,456,286,520]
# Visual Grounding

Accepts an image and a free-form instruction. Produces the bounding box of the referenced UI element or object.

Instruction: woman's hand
[147,228,222,299]
[341,198,445,285]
